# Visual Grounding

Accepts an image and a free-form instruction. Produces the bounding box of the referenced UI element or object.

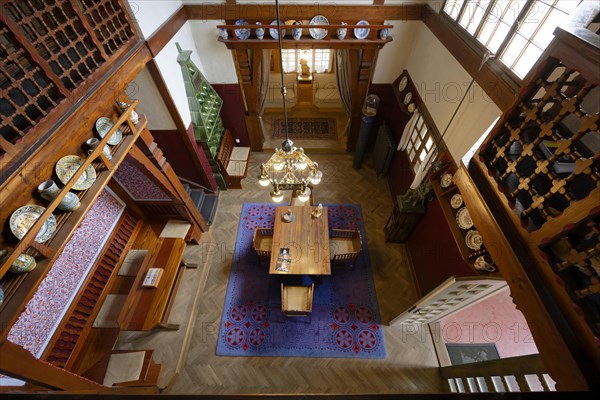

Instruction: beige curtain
[335,49,352,116]
[258,49,272,116]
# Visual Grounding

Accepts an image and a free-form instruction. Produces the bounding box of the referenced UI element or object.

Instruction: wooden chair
[92,349,161,387]
[281,283,314,323]
[329,228,363,269]
[253,227,273,264]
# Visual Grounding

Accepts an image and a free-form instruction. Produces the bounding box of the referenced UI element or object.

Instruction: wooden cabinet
[456,22,600,390]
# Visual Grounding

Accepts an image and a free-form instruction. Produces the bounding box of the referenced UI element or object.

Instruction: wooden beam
[185,4,423,21]
[145,6,188,57]
[422,5,518,111]
[0,341,110,392]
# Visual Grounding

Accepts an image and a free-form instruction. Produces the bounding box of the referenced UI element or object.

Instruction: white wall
[405,23,501,160]
[188,21,238,84]
[372,21,419,83]
[127,0,183,39]
[130,67,176,130]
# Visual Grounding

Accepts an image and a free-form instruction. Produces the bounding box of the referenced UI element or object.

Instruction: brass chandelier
[258,0,322,203]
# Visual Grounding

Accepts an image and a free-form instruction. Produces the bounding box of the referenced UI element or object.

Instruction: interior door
[390,276,507,325]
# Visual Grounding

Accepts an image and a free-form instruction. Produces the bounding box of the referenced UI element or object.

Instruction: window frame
[280,49,333,74]
[440,0,581,82]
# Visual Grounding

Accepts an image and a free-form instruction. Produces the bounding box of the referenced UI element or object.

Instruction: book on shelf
[142,268,163,288]
[538,140,576,174]
[275,248,290,272]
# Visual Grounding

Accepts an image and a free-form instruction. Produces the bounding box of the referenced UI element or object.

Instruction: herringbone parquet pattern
[163,153,444,394]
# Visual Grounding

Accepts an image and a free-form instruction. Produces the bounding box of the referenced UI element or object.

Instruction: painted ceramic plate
[450,193,463,209]
[234,19,250,40]
[309,15,329,40]
[354,20,370,39]
[440,173,453,188]
[95,117,122,145]
[456,207,474,230]
[269,19,286,39]
[56,155,97,190]
[465,230,483,250]
[398,76,408,92]
[404,92,412,105]
[10,205,57,243]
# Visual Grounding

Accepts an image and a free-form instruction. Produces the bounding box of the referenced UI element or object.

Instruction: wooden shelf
[0,104,145,334]
[429,163,493,274]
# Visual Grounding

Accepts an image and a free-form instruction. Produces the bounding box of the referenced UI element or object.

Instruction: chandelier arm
[275,0,289,142]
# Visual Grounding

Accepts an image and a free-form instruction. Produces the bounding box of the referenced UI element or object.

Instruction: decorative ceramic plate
[309,15,329,40]
[440,173,453,188]
[404,92,412,105]
[269,19,286,39]
[234,19,250,40]
[465,230,483,250]
[450,193,463,209]
[10,205,57,243]
[95,117,122,145]
[354,20,370,39]
[56,155,97,190]
[398,76,408,92]
[456,207,474,230]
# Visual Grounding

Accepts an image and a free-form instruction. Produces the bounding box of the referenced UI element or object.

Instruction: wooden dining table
[269,205,331,276]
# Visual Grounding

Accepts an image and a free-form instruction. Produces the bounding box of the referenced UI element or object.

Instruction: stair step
[189,188,205,209]
[200,193,219,226]
[182,183,192,196]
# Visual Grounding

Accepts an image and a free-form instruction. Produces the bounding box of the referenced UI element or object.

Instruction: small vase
[38,180,81,211]
[292,21,302,40]
[219,27,228,40]
[117,101,139,125]
[10,253,36,274]
[83,137,112,160]
[380,28,390,40]
[336,22,347,40]
[255,22,264,40]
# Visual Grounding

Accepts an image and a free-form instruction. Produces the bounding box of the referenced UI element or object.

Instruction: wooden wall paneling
[0,341,110,392]
[145,59,216,191]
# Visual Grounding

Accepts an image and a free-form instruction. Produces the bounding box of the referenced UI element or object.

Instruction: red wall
[375,83,471,296]
[213,84,250,146]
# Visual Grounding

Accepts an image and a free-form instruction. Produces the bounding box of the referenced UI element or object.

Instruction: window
[280,49,332,74]
[442,0,582,79]
[404,110,437,172]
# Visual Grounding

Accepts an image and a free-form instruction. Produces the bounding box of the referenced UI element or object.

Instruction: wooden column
[347,48,378,151]
[235,48,263,151]
[0,341,109,392]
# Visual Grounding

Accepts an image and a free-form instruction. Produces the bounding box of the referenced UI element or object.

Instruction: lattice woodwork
[3,0,105,90]
[0,21,64,148]
[539,212,600,338]
[79,0,135,56]
[480,58,600,231]
[45,211,139,369]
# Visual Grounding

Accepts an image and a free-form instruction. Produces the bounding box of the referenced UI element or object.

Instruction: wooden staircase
[181,180,219,227]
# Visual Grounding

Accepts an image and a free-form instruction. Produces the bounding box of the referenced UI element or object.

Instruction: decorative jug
[219,27,228,40]
[84,137,112,160]
[380,28,390,40]
[336,22,347,40]
[10,253,36,274]
[117,101,139,125]
[38,179,81,211]
[292,21,302,40]
[255,22,265,40]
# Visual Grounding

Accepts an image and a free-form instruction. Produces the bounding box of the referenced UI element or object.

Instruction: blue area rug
[216,203,387,359]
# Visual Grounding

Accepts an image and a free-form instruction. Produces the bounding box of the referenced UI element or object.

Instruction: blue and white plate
[234,19,250,40]
[354,20,370,39]
[269,19,286,40]
[309,15,329,40]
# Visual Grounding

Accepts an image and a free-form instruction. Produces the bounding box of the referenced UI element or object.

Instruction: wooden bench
[216,129,251,189]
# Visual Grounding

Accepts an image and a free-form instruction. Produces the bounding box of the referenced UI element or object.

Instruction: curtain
[335,49,352,116]
[258,49,272,116]
[397,111,418,151]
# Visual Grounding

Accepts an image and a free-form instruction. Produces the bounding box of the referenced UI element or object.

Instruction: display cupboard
[452,15,599,391]
[0,0,207,392]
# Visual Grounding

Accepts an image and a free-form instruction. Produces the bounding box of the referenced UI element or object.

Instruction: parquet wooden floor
[163,153,445,395]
